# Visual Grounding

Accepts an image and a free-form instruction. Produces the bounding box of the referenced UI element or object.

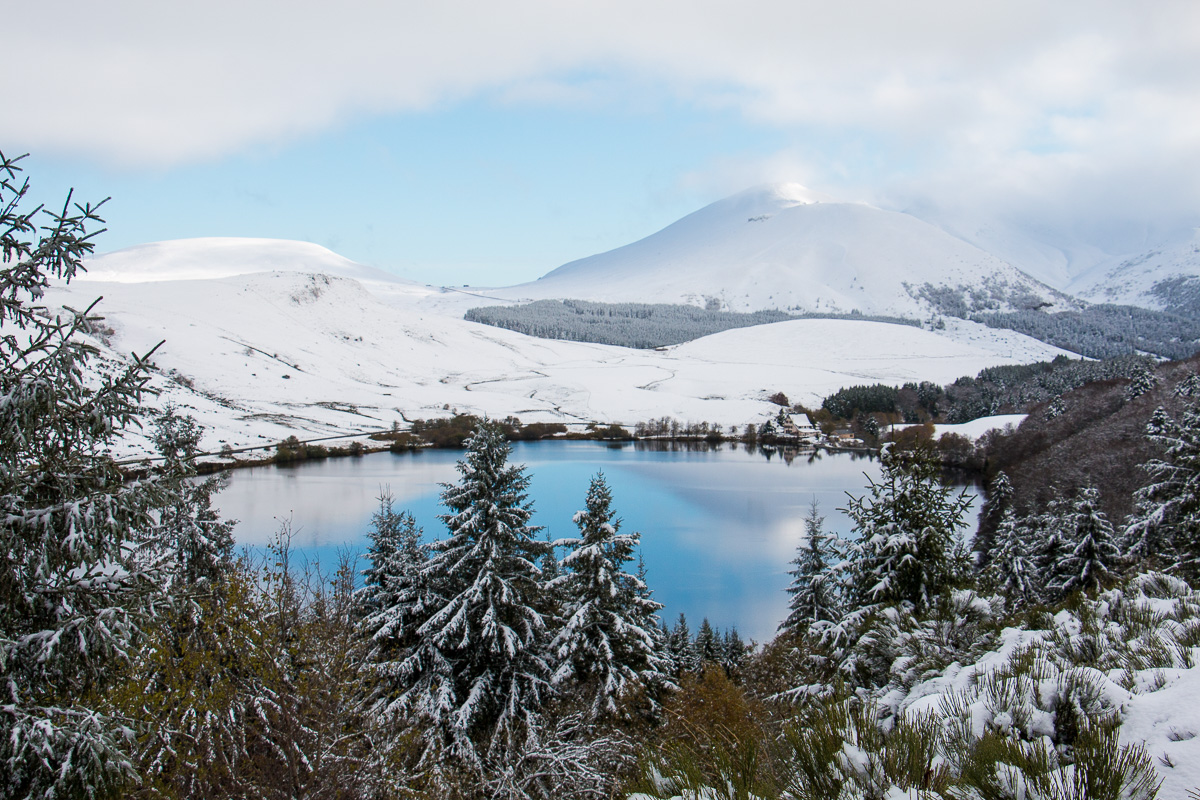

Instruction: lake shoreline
[161,429,882,476]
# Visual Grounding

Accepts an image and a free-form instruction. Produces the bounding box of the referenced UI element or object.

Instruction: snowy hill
[84,237,414,287]
[899,201,1200,312]
[491,184,1064,317]
[48,240,1074,454]
[1066,228,1200,315]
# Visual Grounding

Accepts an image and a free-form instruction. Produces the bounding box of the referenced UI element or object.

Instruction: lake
[213,441,980,642]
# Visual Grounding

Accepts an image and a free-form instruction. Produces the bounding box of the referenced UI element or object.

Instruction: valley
[51,182,1126,458]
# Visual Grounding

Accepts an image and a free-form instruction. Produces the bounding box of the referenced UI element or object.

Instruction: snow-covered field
[889,414,1029,442]
[46,237,1078,456]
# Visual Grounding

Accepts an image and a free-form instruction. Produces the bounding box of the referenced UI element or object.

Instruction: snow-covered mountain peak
[81,237,410,285]
[720,182,834,213]
[502,184,1060,317]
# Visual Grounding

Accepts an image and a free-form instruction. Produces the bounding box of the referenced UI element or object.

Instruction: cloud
[6,1,1197,161]
[6,0,1199,260]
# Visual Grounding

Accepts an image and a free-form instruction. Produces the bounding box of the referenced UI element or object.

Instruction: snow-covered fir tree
[397,419,550,765]
[1176,372,1200,398]
[1125,363,1160,400]
[843,444,973,612]
[633,553,667,660]
[540,531,562,584]
[780,498,843,636]
[359,490,424,617]
[1045,395,1066,419]
[0,151,171,797]
[537,531,567,633]
[115,408,250,796]
[1126,402,1200,578]
[694,618,721,665]
[973,471,1013,571]
[550,472,666,719]
[151,405,235,588]
[1052,486,1122,596]
[359,490,435,719]
[667,614,696,675]
[983,506,1040,608]
[549,474,667,719]
[1036,498,1074,601]
[720,628,747,675]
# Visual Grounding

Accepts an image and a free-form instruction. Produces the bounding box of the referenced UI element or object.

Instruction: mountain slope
[494,184,1063,317]
[45,258,1073,455]
[1067,228,1200,316]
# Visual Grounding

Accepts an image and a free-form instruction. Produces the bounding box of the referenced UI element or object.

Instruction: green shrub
[510,421,568,440]
[410,414,480,447]
[590,424,632,440]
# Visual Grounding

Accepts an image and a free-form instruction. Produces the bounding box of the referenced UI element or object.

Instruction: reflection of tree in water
[630,438,880,466]
[633,440,726,454]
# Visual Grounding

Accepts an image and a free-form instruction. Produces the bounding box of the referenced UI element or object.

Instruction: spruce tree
[116,407,248,795]
[694,618,721,665]
[984,507,1040,608]
[1176,373,1200,398]
[551,472,665,719]
[540,531,562,583]
[359,490,433,713]
[843,444,973,612]
[1045,395,1066,419]
[151,405,235,588]
[780,498,843,636]
[1054,487,1121,597]
[0,151,181,796]
[1125,363,1160,400]
[720,627,747,675]
[397,419,549,765]
[1037,500,1073,602]
[633,554,666,657]
[1126,403,1200,578]
[974,471,1014,572]
[667,613,696,675]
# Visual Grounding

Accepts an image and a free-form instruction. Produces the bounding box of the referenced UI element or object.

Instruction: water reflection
[213,441,978,642]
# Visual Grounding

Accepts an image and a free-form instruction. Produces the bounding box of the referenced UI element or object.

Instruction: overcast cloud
[7,0,1199,273]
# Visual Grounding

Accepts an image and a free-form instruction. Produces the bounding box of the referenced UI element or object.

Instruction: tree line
[917,280,1200,360]
[464,299,918,349]
[821,353,1156,425]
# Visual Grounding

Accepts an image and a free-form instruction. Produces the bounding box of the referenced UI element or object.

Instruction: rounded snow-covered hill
[498,184,1060,317]
[83,237,413,285]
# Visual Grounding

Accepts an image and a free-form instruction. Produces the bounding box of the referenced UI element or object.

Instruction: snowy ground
[634,577,1200,798]
[889,414,1029,442]
[48,238,1076,457]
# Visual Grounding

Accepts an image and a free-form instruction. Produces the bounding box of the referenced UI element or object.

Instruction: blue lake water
[213,441,980,642]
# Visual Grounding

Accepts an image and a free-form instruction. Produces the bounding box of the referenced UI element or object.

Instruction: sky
[6,1,1200,286]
